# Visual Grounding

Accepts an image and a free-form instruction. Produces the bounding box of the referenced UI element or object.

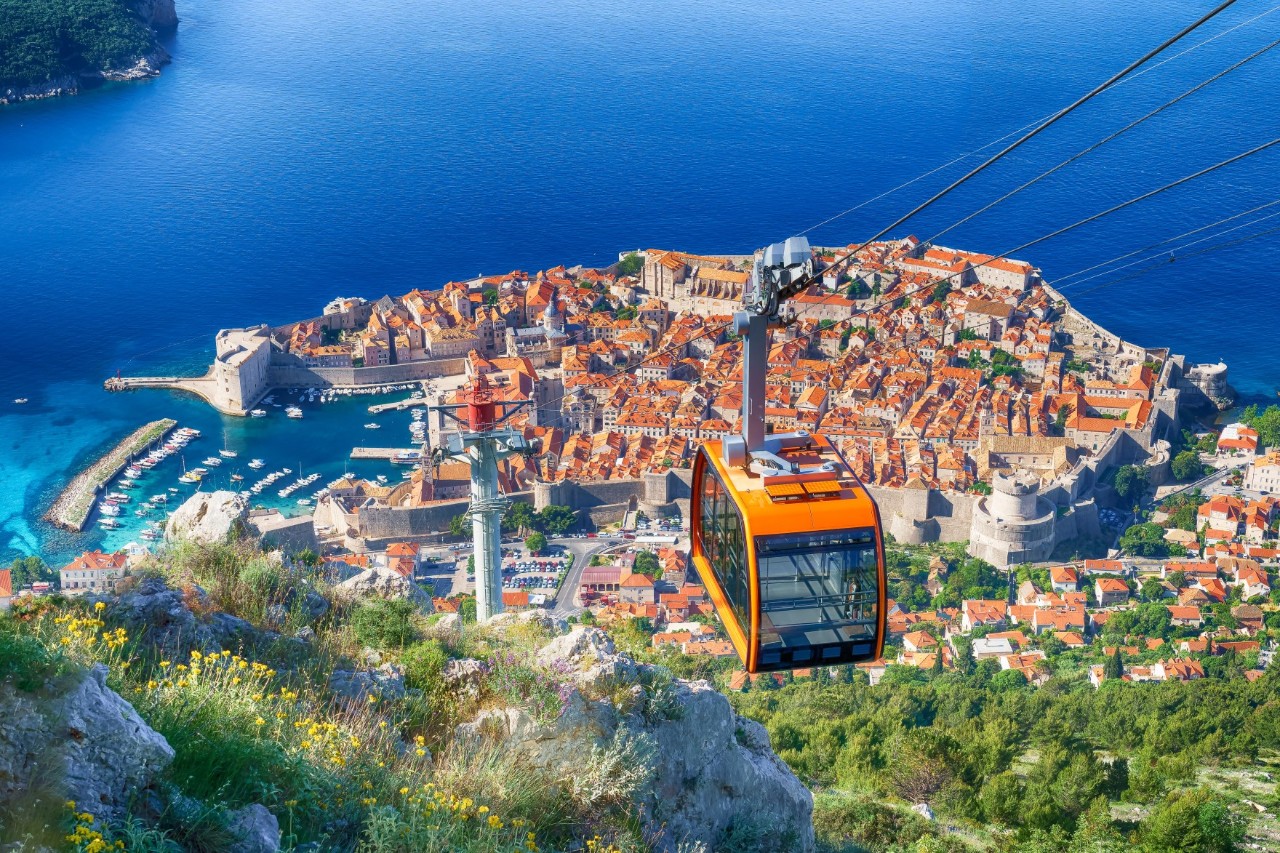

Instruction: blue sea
[2,0,1279,565]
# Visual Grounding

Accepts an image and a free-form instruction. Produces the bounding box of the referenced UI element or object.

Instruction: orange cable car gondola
[689,237,887,673]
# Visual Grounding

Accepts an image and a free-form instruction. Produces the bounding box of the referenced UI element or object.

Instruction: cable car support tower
[728,235,837,482]
[432,374,531,622]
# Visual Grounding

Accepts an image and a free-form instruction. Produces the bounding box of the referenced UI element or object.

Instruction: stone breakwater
[44,418,176,532]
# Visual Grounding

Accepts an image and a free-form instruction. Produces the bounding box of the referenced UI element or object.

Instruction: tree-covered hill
[0,0,162,90]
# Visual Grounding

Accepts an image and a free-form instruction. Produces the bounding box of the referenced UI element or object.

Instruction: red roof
[0,569,11,598]
[62,550,127,572]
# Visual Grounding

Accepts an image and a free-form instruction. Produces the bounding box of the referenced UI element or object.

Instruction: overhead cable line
[528,0,1254,417]
[925,35,1280,245]
[533,133,1280,418]
[774,135,1280,356]
[1066,222,1280,299]
[1052,201,1280,289]
[1047,197,1280,286]
[797,0,1242,283]
[794,0,1280,240]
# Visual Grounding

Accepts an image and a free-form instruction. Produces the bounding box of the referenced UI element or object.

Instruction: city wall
[267,355,468,389]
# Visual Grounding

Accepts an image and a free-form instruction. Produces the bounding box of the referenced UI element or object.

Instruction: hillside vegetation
[0,0,157,88]
[0,540,808,852]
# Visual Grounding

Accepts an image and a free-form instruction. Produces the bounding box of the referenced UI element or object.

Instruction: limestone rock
[459,624,814,852]
[165,491,247,545]
[441,658,487,700]
[486,609,567,635]
[335,568,433,609]
[536,625,615,667]
[301,590,329,622]
[107,575,216,656]
[0,665,174,821]
[329,663,405,703]
[226,803,280,853]
[425,612,461,639]
[536,626,637,690]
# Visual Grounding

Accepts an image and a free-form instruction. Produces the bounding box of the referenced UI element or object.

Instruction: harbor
[43,418,177,532]
[350,447,424,460]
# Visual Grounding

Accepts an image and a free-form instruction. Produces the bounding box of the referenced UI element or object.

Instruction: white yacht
[285,406,304,419]
[250,409,267,418]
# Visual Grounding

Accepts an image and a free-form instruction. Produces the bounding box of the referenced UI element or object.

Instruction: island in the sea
[107,238,1236,568]
[0,0,177,104]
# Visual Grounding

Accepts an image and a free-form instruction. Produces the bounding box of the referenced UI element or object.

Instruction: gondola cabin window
[697,465,750,629]
[756,530,880,669]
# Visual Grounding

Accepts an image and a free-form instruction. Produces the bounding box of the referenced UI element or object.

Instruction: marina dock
[367,398,431,415]
[44,418,177,532]
[351,447,422,460]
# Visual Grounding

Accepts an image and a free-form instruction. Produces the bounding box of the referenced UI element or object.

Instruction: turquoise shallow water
[2,0,1279,563]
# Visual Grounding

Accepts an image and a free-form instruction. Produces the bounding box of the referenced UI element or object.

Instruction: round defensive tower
[968,471,1057,567]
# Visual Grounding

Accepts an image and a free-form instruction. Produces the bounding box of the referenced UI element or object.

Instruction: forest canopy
[0,0,156,88]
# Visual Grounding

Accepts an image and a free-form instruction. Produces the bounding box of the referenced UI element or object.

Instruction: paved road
[551,536,625,616]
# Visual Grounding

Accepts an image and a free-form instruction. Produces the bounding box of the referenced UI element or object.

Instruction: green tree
[1120,522,1171,558]
[1141,577,1168,602]
[503,501,537,534]
[9,556,54,590]
[1167,501,1199,531]
[482,288,500,307]
[524,532,547,555]
[294,548,321,568]
[1241,404,1280,450]
[615,306,637,321]
[1171,450,1205,481]
[617,252,644,277]
[1114,465,1149,506]
[448,513,472,538]
[633,550,661,578]
[536,505,578,536]
[459,596,477,624]
[1105,647,1125,680]
[932,280,951,303]
[980,770,1023,826]
[1140,789,1246,853]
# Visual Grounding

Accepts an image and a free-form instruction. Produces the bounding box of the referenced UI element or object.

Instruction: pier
[351,447,422,460]
[44,418,177,532]
[105,374,234,413]
[367,397,431,414]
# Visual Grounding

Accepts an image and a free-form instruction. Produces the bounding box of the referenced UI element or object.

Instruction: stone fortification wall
[358,498,472,541]
[866,485,977,545]
[247,513,318,553]
[534,470,692,515]
[356,493,537,542]
[268,355,467,389]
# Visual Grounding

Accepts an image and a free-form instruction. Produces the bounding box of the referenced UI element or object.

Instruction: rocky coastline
[0,0,177,106]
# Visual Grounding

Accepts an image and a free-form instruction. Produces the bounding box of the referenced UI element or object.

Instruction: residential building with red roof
[60,550,127,596]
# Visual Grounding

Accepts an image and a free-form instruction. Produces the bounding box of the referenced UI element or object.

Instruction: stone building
[968,471,1057,566]
[212,325,272,414]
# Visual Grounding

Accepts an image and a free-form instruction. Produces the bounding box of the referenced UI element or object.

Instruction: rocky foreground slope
[0,571,812,852]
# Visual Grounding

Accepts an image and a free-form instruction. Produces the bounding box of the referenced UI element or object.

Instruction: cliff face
[459,623,817,852]
[130,0,178,31]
